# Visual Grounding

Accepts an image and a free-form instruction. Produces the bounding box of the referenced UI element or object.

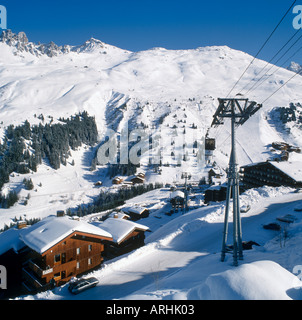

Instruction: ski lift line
[247,42,302,96]
[246,40,302,96]
[261,69,302,105]
[239,28,302,94]
[212,124,225,140]
[244,32,302,96]
[217,132,231,150]
[226,0,297,98]
[281,43,302,68]
[216,132,253,163]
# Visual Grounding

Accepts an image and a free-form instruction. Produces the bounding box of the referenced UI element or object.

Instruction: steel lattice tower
[211,97,262,266]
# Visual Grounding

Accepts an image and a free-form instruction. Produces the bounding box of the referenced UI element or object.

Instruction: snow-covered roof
[0,227,26,256]
[206,183,228,191]
[93,218,149,244]
[242,161,302,183]
[122,206,149,215]
[108,212,130,219]
[170,190,185,199]
[270,161,302,182]
[19,215,112,254]
[209,167,223,175]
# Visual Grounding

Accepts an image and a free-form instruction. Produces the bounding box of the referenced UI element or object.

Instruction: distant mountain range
[0,29,112,57]
[288,61,302,74]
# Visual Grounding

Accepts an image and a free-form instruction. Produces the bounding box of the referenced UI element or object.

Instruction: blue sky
[1,0,301,65]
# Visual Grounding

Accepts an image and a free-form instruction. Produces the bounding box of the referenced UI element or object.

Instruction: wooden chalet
[19,214,112,291]
[240,161,302,189]
[112,177,123,185]
[204,184,227,203]
[131,173,145,185]
[204,183,244,203]
[93,217,149,259]
[121,206,150,221]
[208,167,224,184]
[170,190,185,209]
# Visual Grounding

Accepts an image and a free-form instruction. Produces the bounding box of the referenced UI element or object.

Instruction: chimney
[57,210,65,217]
[17,221,27,229]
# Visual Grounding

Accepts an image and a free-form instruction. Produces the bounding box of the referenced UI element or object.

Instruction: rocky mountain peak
[288,61,302,74]
[0,30,108,58]
[0,29,29,45]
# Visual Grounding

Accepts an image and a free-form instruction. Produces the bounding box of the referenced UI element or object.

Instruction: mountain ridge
[0,29,122,57]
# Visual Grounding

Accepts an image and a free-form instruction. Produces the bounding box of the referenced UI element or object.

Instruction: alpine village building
[20,214,113,291]
[0,211,149,296]
[240,161,302,189]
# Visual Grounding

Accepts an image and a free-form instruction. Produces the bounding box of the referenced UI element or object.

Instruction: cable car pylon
[211,97,262,266]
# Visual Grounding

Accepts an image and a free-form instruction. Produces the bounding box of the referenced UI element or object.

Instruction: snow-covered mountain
[1,30,302,300]
[0,29,111,57]
[288,61,302,74]
[1,30,301,167]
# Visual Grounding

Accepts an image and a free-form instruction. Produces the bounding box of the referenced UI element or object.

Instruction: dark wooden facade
[103,229,146,259]
[23,231,112,290]
[131,176,145,185]
[204,184,244,203]
[170,196,184,209]
[112,177,123,184]
[241,161,302,189]
[204,185,227,203]
[121,207,150,221]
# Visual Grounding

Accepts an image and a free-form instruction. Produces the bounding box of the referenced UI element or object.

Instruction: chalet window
[62,252,66,264]
[88,258,92,265]
[76,247,80,255]
[88,244,92,252]
[77,262,80,269]
[54,254,61,263]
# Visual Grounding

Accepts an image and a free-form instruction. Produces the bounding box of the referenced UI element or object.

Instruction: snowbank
[187,260,301,300]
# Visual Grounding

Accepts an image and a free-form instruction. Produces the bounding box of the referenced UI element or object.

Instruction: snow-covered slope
[0,29,301,230]
[0,31,301,176]
[1,30,301,128]
[17,186,302,300]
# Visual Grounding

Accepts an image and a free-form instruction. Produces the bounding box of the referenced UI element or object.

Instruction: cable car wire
[261,69,302,105]
[239,28,301,94]
[226,0,297,98]
[244,32,302,96]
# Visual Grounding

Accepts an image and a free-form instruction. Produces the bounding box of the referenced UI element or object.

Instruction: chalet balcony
[22,266,47,289]
[28,259,77,279]
[28,259,53,278]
